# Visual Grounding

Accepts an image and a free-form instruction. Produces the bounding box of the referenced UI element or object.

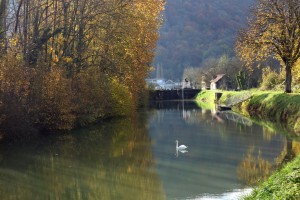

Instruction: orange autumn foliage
[0,0,165,133]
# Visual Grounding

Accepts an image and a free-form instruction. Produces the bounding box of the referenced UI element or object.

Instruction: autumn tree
[0,0,165,131]
[236,0,300,93]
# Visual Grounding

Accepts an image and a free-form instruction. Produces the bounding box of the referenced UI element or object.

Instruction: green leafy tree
[236,0,300,93]
[236,70,248,90]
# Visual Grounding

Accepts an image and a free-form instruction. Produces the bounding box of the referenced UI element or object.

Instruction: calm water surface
[0,101,299,200]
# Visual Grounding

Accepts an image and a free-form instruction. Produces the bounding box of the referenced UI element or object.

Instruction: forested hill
[153,0,254,79]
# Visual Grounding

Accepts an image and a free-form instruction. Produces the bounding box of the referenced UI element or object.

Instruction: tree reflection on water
[0,116,165,200]
[0,100,299,199]
[237,140,300,186]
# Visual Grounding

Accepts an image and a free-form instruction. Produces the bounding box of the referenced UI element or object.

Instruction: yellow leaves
[74,67,110,125]
[8,37,18,47]
[48,45,73,64]
[292,59,300,83]
[0,57,30,96]
[48,47,55,53]
[149,66,155,72]
[56,34,65,46]
[52,55,59,63]
[98,0,164,105]
[109,77,134,117]
[30,66,76,130]
[64,57,73,63]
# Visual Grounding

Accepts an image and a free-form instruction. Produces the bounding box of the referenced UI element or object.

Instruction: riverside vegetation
[0,0,165,137]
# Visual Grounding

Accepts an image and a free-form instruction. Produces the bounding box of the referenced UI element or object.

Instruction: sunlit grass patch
[196,90,217,102]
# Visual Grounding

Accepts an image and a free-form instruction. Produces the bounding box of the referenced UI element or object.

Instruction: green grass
[244,156,300,200]
[195,90,217,109]
[245,92,300,135]
[196,90,218,102]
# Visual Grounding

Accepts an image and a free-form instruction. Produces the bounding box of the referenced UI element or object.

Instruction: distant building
[145,78,181,90]
[164,80,176,90]
[182,78,192,89]
[210,74,226,90]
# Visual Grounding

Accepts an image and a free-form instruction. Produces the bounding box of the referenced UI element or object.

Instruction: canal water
[0,101,299,199]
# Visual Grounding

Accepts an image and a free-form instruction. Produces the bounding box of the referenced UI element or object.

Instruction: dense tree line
[0,0,164,132]
[182,54,280,90]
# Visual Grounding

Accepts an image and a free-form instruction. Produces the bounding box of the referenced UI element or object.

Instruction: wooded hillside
[153,0,254,79]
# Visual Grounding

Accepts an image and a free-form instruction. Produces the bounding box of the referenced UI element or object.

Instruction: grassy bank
[197,90,300,135]
[243,92,300,135]
[196,90,300,199]
[244,156,300,199]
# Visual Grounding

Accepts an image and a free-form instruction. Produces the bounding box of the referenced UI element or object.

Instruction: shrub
[0,56,38,137]
[28,66,76,130]
[0,55,32,102]
[108,78,134,117]
[73,67,110,126]
[0,54,137,132]
[260,67,284,91]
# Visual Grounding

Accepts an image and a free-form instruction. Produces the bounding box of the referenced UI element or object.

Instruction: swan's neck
[176,141,178,148]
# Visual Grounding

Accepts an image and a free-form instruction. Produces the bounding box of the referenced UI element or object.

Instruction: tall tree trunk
[0,0,7,55]
[285,61,292,93]
[45,0,49,63]
[63,1,69,55]
[14,0,24,34]
[28,9,40,65]
[23,0,30,63]
[76,0,87,74]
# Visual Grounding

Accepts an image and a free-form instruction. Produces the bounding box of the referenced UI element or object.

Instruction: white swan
[176,140,188,150]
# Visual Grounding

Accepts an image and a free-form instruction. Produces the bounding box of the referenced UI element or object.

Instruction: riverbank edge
[196,90,300,199]
[244,156,300,199]
[196,90,300,135]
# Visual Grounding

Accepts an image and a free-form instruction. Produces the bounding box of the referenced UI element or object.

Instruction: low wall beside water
[149,89,201,101]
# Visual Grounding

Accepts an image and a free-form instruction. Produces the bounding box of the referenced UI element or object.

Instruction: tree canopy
[236,0,300,93]
[0,0,165,131]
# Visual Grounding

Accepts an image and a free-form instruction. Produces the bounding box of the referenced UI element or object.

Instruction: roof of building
[210,74,225,83]
[165,80,174,84]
